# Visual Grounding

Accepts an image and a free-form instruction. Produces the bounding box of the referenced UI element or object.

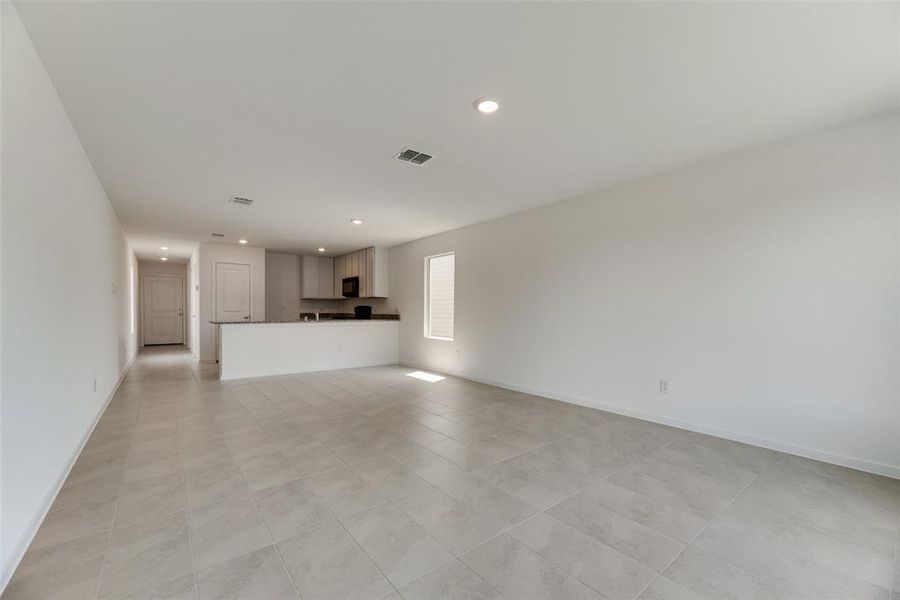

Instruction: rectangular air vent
[230,196,254,205]
[396,148,432,165]
[211,233,225,238]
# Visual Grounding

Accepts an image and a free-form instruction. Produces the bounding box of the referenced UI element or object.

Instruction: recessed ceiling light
[317,247,326,253]
[160,257,168,261]
[160,246,168,251]
[238,239,248,244]
[474,97,500,114]
[351,219,363,225]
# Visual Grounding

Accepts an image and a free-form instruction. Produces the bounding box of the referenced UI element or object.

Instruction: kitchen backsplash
[298,297,397,315]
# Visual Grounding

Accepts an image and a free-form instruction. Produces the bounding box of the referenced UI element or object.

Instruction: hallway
[4,347,899,599]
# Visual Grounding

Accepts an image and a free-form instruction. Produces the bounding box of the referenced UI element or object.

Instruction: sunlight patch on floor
[405,370,445,383]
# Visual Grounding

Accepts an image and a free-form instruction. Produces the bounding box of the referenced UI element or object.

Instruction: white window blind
[425,252,455,340]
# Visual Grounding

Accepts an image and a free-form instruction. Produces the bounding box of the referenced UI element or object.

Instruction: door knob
[243,315,250,320]
[177,308,183,316]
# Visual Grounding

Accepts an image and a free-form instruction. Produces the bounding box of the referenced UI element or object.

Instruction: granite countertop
[210,313,399,325]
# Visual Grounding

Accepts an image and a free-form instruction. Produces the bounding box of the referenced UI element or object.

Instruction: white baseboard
[401,361,900,480]
[0,354,136,593]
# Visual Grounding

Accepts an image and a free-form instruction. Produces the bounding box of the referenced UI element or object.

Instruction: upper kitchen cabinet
[330,247,389,298]
[333,254,346,296]
[366,246,389,298]
[301,255,336,299]
[319,257,334,298]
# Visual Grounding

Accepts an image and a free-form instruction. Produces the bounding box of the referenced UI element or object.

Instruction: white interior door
[143,275,184,345]
[216,262,251,322]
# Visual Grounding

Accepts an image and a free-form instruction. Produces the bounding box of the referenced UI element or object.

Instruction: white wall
[198,242,265,361]
[390,114,900,478]
[137,260,188,347]
[266,252,301,320]
[1,1,138,585]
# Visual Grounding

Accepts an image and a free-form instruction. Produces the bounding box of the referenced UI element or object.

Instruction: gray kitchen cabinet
[358,250,368,297]
[350,251,360,278]
[319,257,334,299]
[333,254,344,295]
[301,255,336,299]
[327,247,389,298]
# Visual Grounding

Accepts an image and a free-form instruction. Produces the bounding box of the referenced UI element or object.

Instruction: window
[425,252,454,340]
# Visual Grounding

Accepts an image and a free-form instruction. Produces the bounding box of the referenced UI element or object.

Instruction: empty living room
[1,1,899,599]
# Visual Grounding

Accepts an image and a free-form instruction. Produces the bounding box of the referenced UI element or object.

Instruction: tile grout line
[469,442,696,600]
[224,370,429,598]
[738,452,899,594]
[477,427,772,600]
[295,382,427,599]
[293,403,526,597]
[182,362,222,600]
[628,448,779,600]
[758,454,900,562]
[620,431,765,594]
[377,503,461,597]
[35,351,896,600]
[87,353,204,598]
[479,518,618,600]
[91,385,140,600]
[203,380,307,600]
[894,516,900,596]
[378,490,512,600]
[177,422,201,599]
[295,379,456,599]
[210,363,900,595]
[329,501,402,598]
[372,423,660,595]
[387,469,592,593]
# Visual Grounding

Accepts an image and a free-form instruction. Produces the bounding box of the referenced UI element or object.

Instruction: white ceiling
[17,1,899,261]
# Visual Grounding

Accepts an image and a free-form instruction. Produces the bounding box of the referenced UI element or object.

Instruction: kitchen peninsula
[212,315,399,380]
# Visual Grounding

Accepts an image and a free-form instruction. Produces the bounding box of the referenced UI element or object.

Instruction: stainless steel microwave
[342,276,359,298]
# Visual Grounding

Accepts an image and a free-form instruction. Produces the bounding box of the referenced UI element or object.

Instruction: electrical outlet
[659,379,670,394]
[456,349,461,360]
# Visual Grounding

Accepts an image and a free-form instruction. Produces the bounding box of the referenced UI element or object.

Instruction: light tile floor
[4,346,899,599]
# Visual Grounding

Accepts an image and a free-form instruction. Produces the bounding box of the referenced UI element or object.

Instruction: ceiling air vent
[230,196,254,206]
[211,233,225,238]
[396,148,433,165]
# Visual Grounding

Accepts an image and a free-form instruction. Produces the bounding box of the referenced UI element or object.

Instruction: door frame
[213,261,253,321]
[141,274,187,346]
[213,261,252,360]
